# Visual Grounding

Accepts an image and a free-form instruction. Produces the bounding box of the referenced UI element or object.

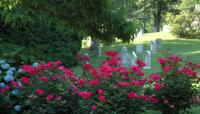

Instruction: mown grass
[72,32,200,113]
[73,32,200,75]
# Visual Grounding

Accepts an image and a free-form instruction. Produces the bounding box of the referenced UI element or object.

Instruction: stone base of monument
[143,66,151,69]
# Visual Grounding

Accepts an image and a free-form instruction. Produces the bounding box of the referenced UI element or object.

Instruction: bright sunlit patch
[183,51,200,55]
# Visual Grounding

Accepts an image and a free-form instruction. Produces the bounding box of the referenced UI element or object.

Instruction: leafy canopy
[0,0,139,43]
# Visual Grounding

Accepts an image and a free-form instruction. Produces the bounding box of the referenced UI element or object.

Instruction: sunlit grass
[74,32,200,74]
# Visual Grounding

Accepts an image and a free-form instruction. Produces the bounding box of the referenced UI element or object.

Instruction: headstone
[162,24,169,32]
[152,27,157,32]
[135,44,144,54]
[130,51,137,66]
[98,46,102,56]
[120,47,130,68]
[121,53,131,68]
[149,41,156,53]
[155,38,162,48]
[143,50,151,69]
[90,40,94,49]
[136,29,143,38]
[91,39,100,56]
[120,47,128,58]
[150,41,154,52]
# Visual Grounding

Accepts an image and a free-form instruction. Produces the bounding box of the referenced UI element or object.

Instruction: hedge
[0,23,83,67]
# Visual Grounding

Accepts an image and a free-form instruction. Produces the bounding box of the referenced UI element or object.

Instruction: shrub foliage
[0,23,83,67]
[0,51,200,114]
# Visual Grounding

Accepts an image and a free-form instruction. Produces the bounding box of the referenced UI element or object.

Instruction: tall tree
[0,0,139,43]
[137,0,180,32]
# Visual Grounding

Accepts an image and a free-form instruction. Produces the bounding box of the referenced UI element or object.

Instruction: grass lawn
[72,32,200,113]
[73,32,200,75]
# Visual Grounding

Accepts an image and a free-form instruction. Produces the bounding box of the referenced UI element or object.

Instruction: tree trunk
[154,11,162,32]
[153,0,163,32]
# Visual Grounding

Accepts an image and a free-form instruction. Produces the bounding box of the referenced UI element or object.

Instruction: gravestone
[135,44,144,54]
[162,24,169,32]
[130,51,137,66]
[121,53,131,68]
[152,27,157,32]
[92,39,100,56]
[155,38,162,48]
[143,50,151,69]
[136,29,143,38]
[98,46,102,56]
[149,41,156,53]
[120,47,128,58]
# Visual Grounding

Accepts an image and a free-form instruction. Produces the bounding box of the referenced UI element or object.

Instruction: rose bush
[0,51,199,114]
[17,61,79,114]
[76,51,157,114]
[146,55,200,114]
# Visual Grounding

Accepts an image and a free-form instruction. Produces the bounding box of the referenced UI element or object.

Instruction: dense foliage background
[166,0,200,39]
[0,23,82,67]
[0,0,141,66]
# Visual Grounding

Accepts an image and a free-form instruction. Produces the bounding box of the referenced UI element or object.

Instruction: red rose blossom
[157,57,167,64]
[131,80,145,86]
[0,85,10,93]
[21,65,38,75]
[128,92,139,99]
[98,96,107,102]
[105,51,118,57]
[149,73,162,81]
[78,91,92,99]
[51,75,57,81]
[91,105,97,110]
[163,66,171,72]
[78,79,85,86]
[47,94,54,101]
[97,89,104,95]
[88,79,100,86]
[136,60,146,67]
[11,81,19,87]
[38,76,49,83]
[35,89,45,96]
[20,77,30,85]
[154,83,163,91]
[130,66,144,76]
[118,81,130,88]
[169,55,182,62]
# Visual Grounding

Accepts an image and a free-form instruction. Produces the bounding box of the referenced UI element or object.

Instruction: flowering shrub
[18,61,79,114]
[0,59,22,113]
[0,51,200,114]
[75,51,156,114]
[147,55,200,114]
